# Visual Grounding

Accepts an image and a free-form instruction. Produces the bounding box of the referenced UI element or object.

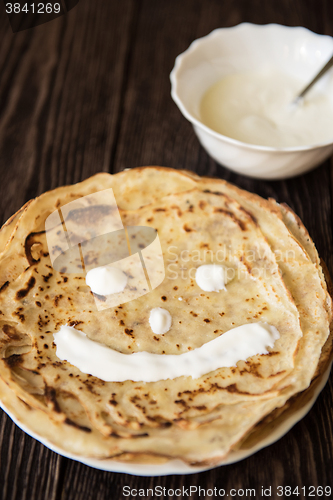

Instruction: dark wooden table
[0,1,332,499]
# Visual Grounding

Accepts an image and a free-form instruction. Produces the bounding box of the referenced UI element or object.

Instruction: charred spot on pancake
[52,245,63,254]
[68,320,84,328]
[53,295,63,307]
[269,370,286,378]
[3,354,22,367]
[65,204,114,225]
[38,314,50,329]
[213,208,247,231]
[171,205,183,217]
[238,206,258,226]
[42,272,53,283]
[124,328,134,338]
[64,418,92,433]
[12,310,25,323]
[82,380,99,395]
[175,399,187,408]
[239,361,263,378]
[44,387,62,413]
[224,384,252,395]
[0,281,9,293]
[16,276,36,299]
[203,189,220,195]
[2,324,21,340]
[24,230,46,265]
[83,254,99,267]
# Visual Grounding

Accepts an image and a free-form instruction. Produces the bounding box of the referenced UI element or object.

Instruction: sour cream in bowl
[170,24,333,179]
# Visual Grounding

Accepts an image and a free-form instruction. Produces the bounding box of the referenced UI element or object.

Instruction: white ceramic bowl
[170,24,333,179]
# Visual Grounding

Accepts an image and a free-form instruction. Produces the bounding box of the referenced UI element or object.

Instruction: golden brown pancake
[0,167,331,465]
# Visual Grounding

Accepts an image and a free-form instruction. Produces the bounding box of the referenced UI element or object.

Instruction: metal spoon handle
[294,54,333,102]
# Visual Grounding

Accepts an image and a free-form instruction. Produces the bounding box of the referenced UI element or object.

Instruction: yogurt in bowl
[170,23,333,179]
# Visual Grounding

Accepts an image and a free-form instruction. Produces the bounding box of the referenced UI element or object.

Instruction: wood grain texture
[0,0,333,499]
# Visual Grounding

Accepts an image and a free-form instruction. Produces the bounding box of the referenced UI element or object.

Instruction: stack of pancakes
[0,167,331,466]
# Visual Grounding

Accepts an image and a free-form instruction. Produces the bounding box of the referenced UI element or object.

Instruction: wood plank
[0,0,136,226]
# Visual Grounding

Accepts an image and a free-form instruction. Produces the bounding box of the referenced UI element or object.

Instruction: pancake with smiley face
[0,167,332,466]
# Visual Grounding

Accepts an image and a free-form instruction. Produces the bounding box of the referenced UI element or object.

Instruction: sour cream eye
[86,266,128,296]
[195,264,226,292]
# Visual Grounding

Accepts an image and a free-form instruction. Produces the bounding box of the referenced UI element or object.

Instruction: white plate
[1,360,331,476]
